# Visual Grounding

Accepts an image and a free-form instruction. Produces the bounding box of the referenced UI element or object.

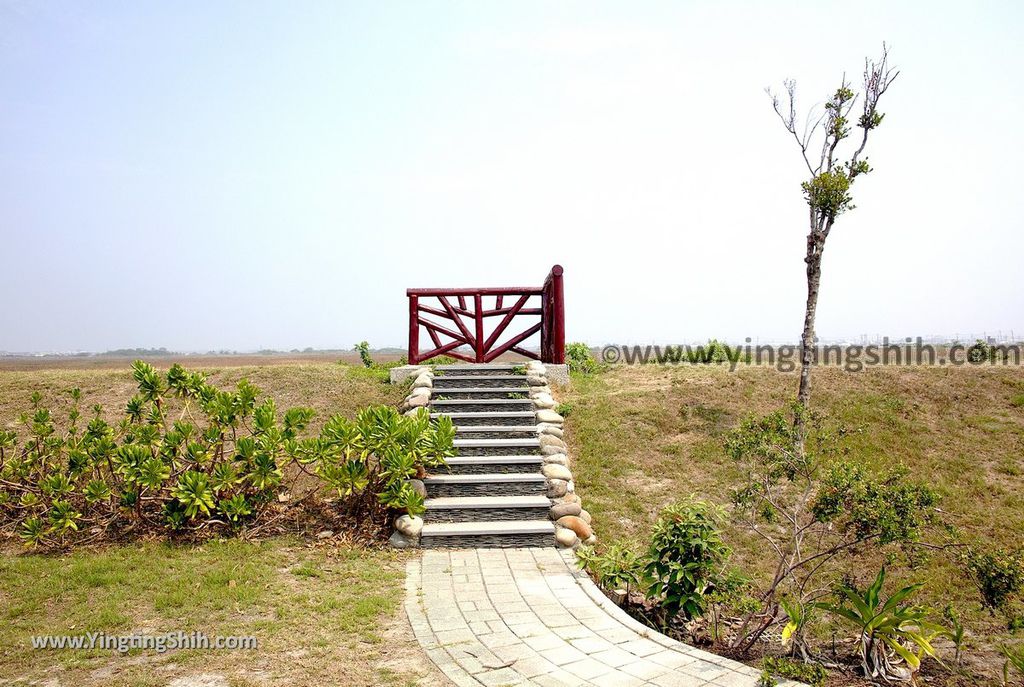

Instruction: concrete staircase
[420,364,556,548]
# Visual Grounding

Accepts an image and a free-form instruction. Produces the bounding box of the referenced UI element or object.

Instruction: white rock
[579,509,592,524]
[542,453,568,465]
[412,374,433,389]
[536,409,564,424]
[583,534,597,546]
[538,424,564,438]
[533,397,557,410]
[542,464,573,481]
[526,375,546,386]
[541,445,567,456]
[527,363,547,375]
[555,528,578,548]
[546,479,568,497]
[409,386,432,398]
[566,480,575,494]
[395,514,423,537]
[529,386,552,397]
[404,395,429,409]
[539,435,566,450]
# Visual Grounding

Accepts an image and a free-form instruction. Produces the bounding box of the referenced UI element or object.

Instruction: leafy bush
[576,544,646,600]
[311,405,455,518]
[816,568,942,682]
[655,340,744,365]
[0,361,453,548]
[965,546,1024,613]
[724,405,940,652]
[354,341,374,368]
[425,354,460,366]
[644,499,731,620]
[760,657,827,687]
[566,342,599,374]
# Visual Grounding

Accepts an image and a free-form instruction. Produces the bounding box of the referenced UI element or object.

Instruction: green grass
[562,364,1024,683]
[0,538,420,685]
[0,362,418,685]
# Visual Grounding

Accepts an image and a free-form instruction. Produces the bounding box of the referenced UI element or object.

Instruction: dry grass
[0,361,405,435]
[561,363,1024,683]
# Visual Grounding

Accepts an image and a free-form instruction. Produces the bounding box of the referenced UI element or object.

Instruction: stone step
[430,387,531,400]
[440,455,544,475]
[455,425,538,440]
[431,399,535,413]
[420,520,555,548]
[423,473,545,498]
[453,437,540,456]
[434,364,523,376]
[432,411,536,426]
[433,375,529,389]
[424,495,550,523]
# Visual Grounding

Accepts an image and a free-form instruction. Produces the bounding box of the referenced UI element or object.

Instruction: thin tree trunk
[795,227,825,446]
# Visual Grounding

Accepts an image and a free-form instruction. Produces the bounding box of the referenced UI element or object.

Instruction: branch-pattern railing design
[407,265,564,365]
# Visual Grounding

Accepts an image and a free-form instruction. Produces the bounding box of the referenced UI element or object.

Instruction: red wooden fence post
[549,265,565,364]
[408,294,419,364]
[474,293,484,362]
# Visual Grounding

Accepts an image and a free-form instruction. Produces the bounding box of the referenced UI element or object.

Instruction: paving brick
[406,549,805,687]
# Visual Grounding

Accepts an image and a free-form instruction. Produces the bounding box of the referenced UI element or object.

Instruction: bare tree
[769,46,898,442]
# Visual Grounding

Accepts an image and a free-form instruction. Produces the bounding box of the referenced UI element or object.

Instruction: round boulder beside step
[542,464,572,481]
[405,394,429,409]
[556,515,593,540]
[555,528,578,548]
[538,424,563,438]
[389,531,418,549]
[535,409,564,424]
[546,479,568,497]
[550,501,582,519]
[539,435,566,450]
[395,515,423,537]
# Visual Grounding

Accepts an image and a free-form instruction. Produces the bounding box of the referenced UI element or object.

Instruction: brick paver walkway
[405,548,802,687]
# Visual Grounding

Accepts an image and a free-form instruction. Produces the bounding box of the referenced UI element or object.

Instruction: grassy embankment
[561,363,1024,683]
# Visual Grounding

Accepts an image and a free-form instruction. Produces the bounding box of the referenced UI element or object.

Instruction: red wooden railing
[407,265,565,365]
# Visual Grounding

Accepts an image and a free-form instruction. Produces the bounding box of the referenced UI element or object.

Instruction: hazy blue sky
[2,1,1022,352]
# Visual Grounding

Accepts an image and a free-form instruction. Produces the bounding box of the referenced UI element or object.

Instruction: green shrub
[0,361,454,548]
[760,657,827,687]
[425,355,460,367]
[644,499,731,620]
[566,342,599,374]
[354,341,374,368]
[964,546,1024,612]
[723,406,941,652]
[576,544,646,600]
[554,402,573,418]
